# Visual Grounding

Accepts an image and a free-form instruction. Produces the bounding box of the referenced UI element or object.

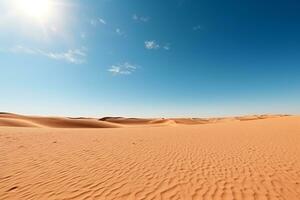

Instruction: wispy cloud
[193,25,203,31]
[90,19,97,26]
[145,40,160,50]
[45,49,87,64]
[132,14,150,22]
[80,32,86,39]
[163,43,171,50]
[145,41,170,50]
[9,45,87,64]
[90,18,106,26]
[90,17,125,37]
[9,45,36,54]
[108,62,137,75]
[98,18,106,25]
[115,28,125,36]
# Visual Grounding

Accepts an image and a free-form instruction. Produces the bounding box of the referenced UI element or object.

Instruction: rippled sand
[1,115,300,199]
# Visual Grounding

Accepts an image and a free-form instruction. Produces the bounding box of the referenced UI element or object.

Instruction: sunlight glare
[15,0,53,21]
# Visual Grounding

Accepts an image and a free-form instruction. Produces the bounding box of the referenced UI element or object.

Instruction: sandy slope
[0,116,300,199]
[0,113,287,128]
[0,113,121,128]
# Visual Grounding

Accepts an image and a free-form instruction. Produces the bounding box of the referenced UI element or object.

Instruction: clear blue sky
[0,0,300,117]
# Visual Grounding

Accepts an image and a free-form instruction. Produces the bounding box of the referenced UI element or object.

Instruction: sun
[15,0,53,21]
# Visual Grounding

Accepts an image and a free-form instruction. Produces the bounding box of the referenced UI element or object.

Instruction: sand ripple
[0,116,300,199]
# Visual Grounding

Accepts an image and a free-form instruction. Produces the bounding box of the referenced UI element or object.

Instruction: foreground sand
[0,115,300,199]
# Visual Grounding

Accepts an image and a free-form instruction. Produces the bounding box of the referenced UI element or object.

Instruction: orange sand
[0,114,300,199]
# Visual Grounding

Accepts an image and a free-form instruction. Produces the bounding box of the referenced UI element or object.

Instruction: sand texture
[0,114,300,199]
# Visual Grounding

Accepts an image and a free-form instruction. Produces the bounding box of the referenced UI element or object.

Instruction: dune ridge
[0,113,120,128]
[0,113,289,128]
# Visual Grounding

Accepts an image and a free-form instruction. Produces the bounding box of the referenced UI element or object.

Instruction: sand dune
[0,113,120,128]
[0,115,300,199]
[0,113,288,128]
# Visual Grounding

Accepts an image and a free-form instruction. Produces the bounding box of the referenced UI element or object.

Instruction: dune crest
[0,113,120,128]
[0,113,289,128]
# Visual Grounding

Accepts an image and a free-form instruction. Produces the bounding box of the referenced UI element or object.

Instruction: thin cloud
[9,45,87,64]
[132,14,150,22]
[145,40,160,50]
[145,41,170,50]
[45,49,87,64]
[108,62,137,75]
[9,45,36,54]
[115,28,124,36]
[90,18,106,26]
[193,25,203,31]
[98,18,106,25]
[90,19,97,26]
[163,43,171,50]
[80,32,86,39]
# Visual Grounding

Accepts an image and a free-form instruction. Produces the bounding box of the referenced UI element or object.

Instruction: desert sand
[0,113,300,199]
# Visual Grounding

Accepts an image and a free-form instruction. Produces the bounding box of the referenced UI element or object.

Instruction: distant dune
[1,113,299,199]
[0,113,120,128]
[0,113,289,128]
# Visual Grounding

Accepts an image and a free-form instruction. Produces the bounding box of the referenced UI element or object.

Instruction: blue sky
[0,0,300,117]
